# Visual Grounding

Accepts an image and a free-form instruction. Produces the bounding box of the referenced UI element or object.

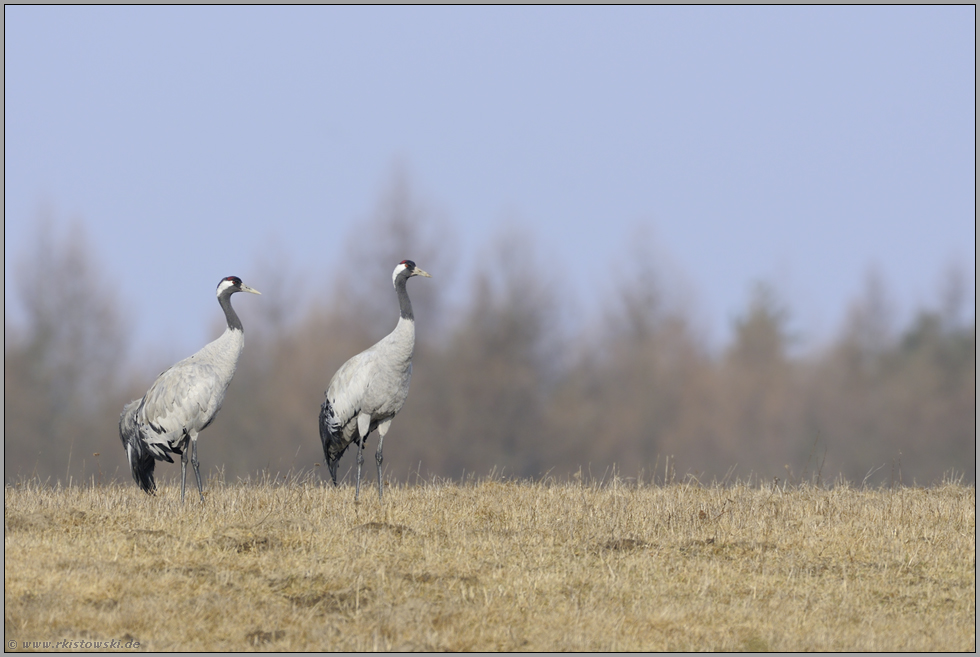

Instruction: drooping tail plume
[119,399,156,494]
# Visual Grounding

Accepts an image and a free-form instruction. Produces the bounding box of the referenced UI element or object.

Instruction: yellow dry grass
[4,476,975,652]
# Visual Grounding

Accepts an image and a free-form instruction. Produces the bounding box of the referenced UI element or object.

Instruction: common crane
[319,260,431,501]
[119,276,260,502]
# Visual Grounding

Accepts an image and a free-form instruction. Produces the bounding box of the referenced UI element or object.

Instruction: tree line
[5,178,975,488]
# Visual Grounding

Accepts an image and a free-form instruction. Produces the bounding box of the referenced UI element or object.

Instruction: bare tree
[5,211,129,483]
[336,163,457,338]
[938,260,969,332]
[402,228,560,479]
[544,235,714,479]
[716,281,804,476]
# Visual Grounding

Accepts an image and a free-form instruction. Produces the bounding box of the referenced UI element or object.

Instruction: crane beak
[241,284,262,295]
[413,267,432,278]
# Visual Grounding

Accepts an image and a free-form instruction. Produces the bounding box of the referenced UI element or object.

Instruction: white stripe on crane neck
[392,263,409,288]
[216,279,237,297]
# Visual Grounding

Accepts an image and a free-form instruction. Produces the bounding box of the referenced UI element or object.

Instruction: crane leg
[354,438,364,503]
[190,439,205,502]
[376,421,391,501]
[354,414,371,503]
[375,445,384,501]
[180,447,188,503]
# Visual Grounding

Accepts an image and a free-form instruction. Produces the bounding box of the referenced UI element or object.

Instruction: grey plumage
[319,260,431,501]
[119,276,260,501]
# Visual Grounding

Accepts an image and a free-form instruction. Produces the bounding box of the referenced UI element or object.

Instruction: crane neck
[218,292,244,332]
[396,278,414,322]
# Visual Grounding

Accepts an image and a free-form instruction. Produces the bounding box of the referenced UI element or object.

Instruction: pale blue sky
[5,6,975,358]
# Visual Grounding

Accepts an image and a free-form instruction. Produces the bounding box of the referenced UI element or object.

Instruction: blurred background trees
[6,212,131,483]
[5,190,975,488]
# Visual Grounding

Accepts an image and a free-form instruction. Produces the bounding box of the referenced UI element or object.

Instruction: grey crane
[319,260,431,501]
[119,276,260,502]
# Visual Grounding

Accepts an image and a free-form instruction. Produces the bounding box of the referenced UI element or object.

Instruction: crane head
[392,260,432,288]
[216,276,262,297]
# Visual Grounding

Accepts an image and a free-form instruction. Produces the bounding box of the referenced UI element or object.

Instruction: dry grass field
[4,475,975,652]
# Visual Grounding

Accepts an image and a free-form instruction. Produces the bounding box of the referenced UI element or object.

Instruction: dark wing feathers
[320,398,359,485]
[119,400,157,493]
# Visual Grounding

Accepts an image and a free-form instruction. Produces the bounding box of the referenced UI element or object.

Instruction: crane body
[119,276,260,501]
[319,260,430,501]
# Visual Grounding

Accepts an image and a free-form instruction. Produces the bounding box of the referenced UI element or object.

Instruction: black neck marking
[395,271,414,321]
[218,291,244,332]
